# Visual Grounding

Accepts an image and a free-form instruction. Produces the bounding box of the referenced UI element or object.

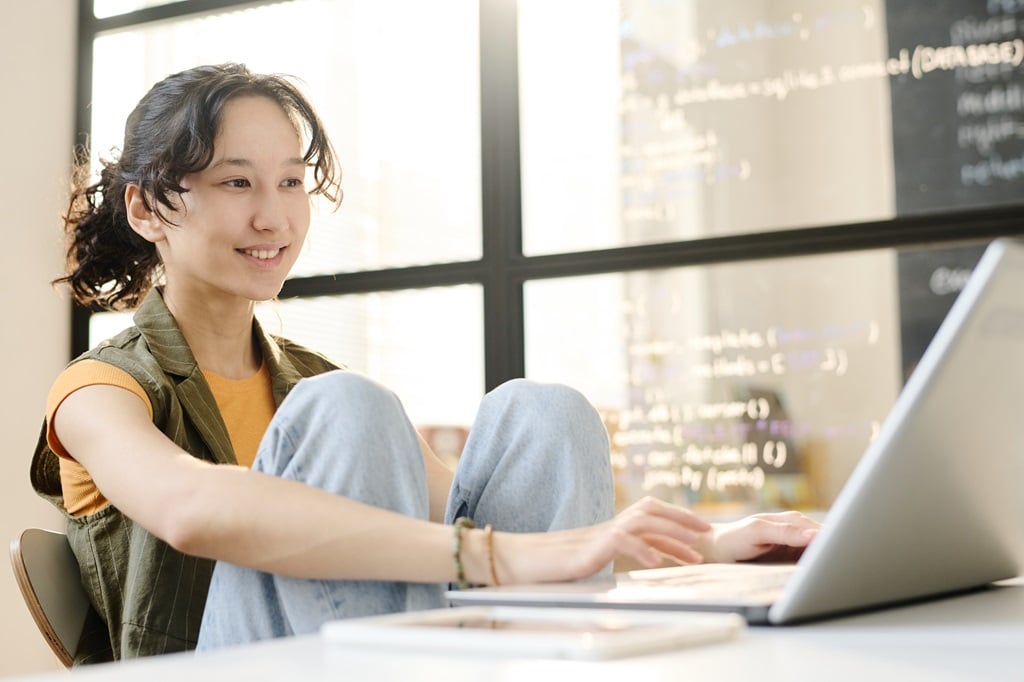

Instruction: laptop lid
[769,237,1024,623]
[448,238,1024,624]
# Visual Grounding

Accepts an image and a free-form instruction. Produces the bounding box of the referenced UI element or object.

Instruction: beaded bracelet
[484,524,500,586]
[452,517,475,589]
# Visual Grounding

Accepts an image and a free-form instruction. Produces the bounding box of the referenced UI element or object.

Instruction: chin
[247,277,290,300]
[252,290,285,303]
[237,285,286,303]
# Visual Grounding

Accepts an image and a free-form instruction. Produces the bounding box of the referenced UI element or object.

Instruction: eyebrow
[210,156,307,169]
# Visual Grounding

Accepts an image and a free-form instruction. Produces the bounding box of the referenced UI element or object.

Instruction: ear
[124,184,167,243]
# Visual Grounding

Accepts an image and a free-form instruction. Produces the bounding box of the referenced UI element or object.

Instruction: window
[524,242,987,515]
[93,0,186,18]
[254,287,484,432]
[77,0,1024,516]
[518,0,897,254]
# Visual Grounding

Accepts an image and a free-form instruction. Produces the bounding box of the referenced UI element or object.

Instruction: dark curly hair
[56,63,342,310]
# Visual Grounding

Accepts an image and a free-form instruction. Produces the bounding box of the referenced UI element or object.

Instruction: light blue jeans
[196,371,613,650]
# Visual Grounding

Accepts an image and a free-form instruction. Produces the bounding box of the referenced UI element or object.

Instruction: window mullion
[479,0,525,390]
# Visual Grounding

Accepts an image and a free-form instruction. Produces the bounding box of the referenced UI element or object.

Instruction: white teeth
[244,248,280,260]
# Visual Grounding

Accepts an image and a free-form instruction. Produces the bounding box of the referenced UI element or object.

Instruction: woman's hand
[493,502,820,585]
[497,496,713,584]
[696,511,821,564]
[585,495,716,569]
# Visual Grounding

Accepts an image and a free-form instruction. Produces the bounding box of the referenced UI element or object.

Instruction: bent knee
[486,378,597,420]
[286,370,404,420]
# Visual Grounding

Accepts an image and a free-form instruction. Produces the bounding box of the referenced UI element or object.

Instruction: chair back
[10,528,89,668]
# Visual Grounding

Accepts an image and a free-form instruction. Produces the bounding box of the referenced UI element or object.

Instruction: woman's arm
[56,384,467,581]
[53,384,722,585]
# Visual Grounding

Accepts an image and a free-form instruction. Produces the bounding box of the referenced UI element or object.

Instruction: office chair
[9,528,89,668]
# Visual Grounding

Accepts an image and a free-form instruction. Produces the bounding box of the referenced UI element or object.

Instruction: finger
[604,526,662,568]
[630,496,712,532]
[644,535,703,565]
[752,511,821,531]
[617,510,706,547]
[756,519,819,548]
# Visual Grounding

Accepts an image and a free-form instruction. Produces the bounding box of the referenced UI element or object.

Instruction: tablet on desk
[320,606,744,660]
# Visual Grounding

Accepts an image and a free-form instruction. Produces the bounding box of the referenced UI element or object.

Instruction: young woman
[31,63,820,663]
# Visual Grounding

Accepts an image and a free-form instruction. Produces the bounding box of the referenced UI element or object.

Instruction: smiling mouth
[239,247,282,260]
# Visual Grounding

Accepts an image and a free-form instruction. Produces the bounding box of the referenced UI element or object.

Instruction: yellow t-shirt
[45,358,276,516]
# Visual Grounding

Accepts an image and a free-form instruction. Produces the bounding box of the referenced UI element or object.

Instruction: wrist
[453,522,504,586]
[693,526,719,563]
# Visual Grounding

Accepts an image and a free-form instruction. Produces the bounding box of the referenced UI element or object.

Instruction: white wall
[0,2,77,677]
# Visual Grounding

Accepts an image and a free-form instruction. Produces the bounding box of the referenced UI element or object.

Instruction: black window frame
[72,0,1024,389]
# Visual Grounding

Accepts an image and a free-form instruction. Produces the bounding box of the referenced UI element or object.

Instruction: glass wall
[524,241,988,516]
[254,287,484,444]
[519,0,1024,254]
[78,0,1024,520]
[511,0,1022,513]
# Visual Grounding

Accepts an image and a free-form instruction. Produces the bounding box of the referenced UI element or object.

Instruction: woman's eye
[282,178,304,188]
[224,178,250,188]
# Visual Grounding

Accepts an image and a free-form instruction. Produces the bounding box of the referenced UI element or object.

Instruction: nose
[251,186,287,232]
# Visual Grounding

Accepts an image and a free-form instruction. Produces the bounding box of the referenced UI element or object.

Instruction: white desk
[10,579,1023,682]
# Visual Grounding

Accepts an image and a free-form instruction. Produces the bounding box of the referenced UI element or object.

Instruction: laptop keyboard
[617,564,796,602]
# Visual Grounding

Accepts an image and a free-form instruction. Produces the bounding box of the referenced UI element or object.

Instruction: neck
[161,287,261,379]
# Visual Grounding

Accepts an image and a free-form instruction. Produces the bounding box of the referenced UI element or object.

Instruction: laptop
[448,238,1024,625]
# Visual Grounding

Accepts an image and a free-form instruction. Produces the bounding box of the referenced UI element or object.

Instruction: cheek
[283,202,311,261]
[293,201,312,238]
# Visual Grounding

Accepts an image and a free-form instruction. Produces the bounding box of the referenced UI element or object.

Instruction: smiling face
[131,95,312,309]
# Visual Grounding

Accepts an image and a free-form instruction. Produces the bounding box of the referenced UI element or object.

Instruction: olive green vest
[30,288,340,664]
